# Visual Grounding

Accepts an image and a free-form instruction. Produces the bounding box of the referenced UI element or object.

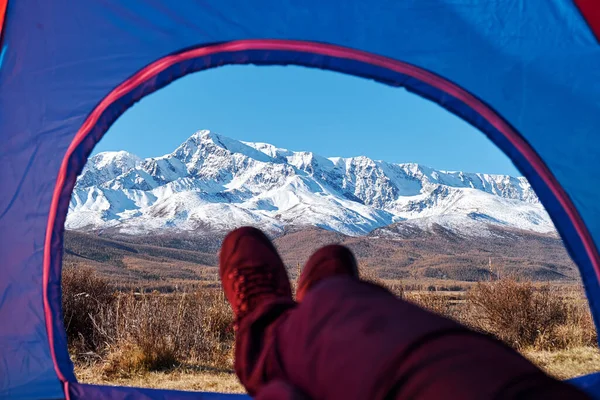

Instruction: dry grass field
[63,229,600,394]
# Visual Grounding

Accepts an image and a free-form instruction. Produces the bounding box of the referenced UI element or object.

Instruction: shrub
[551,296,597,349]
[63,267,235,376]
[100,289,234,377]
[62,267,115,355]
[465,278,595,350]
[408,292,454,317]
[102,341,177,377]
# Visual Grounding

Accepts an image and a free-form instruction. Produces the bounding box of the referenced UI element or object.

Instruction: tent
[1,0,600,398]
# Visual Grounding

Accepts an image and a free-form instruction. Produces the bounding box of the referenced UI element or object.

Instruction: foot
[296,244,359,301]
[219,227,293,329]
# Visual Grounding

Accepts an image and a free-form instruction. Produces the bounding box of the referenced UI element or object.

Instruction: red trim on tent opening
[43,39,600,383]
[575,0,600,41]
[0,0,8,41]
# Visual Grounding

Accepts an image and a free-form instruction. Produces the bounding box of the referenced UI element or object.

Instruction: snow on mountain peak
[173,129,273,165]
[77,151,142,189]
[90,150,141,168]
[191,129,211,138]
[68,129,554,237]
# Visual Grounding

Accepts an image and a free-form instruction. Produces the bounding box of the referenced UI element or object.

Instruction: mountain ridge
[67,129,554,237]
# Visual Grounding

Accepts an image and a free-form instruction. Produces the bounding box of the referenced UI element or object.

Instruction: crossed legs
[219,227,589,400]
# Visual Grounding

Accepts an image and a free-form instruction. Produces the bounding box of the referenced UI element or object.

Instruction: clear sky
[96,65,520,176]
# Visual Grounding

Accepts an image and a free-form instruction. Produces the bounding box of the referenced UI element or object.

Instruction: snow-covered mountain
[66,130,555,237]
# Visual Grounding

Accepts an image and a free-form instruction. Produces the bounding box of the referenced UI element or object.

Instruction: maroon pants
[236,277,589,399]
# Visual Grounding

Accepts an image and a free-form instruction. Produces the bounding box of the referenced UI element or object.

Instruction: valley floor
[63,230,597,394]
[75,346,600,394]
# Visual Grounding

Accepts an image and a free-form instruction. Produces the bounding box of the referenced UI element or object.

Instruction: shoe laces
[229,262,287,327]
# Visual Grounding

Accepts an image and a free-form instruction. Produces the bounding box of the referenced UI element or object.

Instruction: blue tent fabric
[1,1,600,399]
[68,382,250,400]
[571,373,600,400]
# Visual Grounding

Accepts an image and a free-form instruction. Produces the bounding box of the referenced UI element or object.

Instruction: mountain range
[66,130,555,238]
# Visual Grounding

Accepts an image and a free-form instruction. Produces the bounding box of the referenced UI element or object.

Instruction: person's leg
[219,227,297,396]
[278,277,588,399]
[296,244,359,301]
[221,228,589,399]
[232,243,363,396]
[255,381,309,400]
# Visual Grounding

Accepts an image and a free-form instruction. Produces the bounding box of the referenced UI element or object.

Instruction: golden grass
[525,346,600,380]
[75,347,600,393]
[65,267,600,392]
[75,364,245,393]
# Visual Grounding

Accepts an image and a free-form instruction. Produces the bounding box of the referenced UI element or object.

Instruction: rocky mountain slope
[67,130,553,237]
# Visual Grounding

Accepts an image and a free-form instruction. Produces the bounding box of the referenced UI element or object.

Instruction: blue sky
[97,65,520,176]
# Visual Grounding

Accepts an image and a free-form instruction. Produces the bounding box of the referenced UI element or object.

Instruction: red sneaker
[219,227,293,329]
[296,244,359,301]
